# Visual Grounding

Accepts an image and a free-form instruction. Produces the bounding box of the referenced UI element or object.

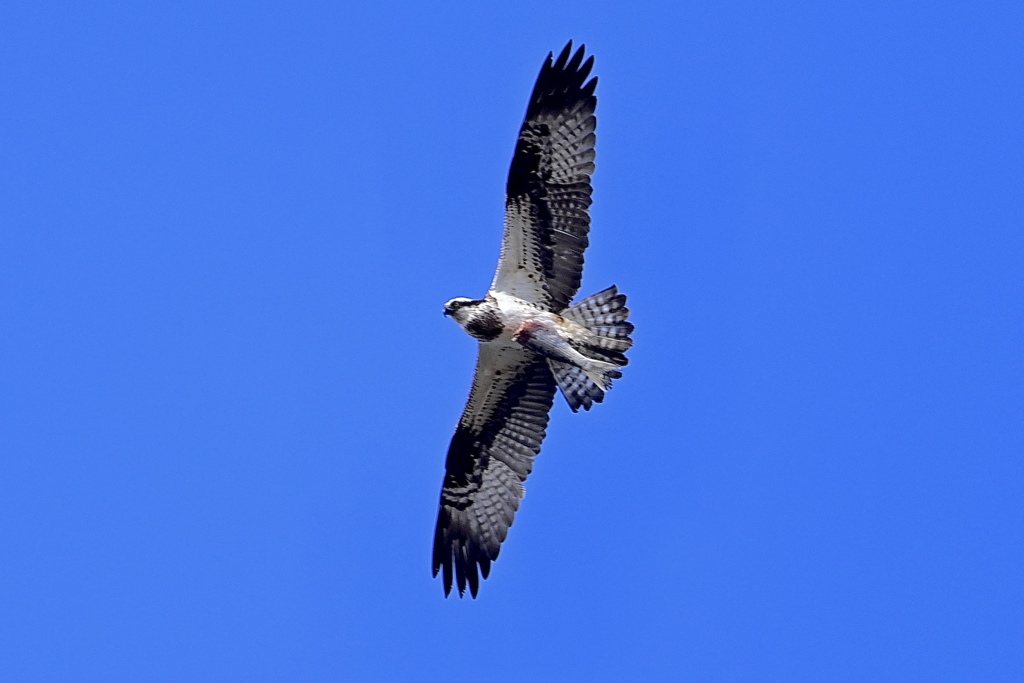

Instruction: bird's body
[434,42,633,597]
[447,292,624,388]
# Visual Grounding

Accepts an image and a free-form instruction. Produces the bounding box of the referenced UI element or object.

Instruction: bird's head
[443,297,477,322]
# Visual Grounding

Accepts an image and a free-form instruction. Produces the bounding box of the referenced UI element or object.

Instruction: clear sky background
[2,1,1021,680]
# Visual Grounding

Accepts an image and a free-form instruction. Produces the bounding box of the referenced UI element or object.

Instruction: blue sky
[2,1,1021,680]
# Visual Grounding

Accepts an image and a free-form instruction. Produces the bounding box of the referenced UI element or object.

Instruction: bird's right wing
[432,343,556,597]
[491,41,598,312]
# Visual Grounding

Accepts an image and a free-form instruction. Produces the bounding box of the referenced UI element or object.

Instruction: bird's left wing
[491,41,598,311]
[433,343,556,597]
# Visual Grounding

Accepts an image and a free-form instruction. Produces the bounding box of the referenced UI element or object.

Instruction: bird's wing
[433,343,556,597]
[491,41,598,312]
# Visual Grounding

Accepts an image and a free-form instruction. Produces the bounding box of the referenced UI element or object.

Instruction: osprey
[434,41,633,597]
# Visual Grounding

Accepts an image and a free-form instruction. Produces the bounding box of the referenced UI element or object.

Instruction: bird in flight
[433,41,633,597]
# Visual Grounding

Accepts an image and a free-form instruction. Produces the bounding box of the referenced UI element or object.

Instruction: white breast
[490,290,560,344]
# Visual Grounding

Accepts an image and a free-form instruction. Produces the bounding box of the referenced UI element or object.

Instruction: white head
[443,297,478,323]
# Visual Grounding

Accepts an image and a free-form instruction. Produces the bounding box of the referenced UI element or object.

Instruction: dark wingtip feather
[433,511,459,597]
[442,557,453,596]
[566,43,586,74]
[524,41,596,121]
[555,40,573,69]
[581,55,595,78]
[581,75,598,99]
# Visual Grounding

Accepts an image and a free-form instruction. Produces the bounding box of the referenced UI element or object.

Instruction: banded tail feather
[552,285,634,411]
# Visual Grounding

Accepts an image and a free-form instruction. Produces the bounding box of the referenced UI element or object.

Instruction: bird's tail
[551,286,634,412]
